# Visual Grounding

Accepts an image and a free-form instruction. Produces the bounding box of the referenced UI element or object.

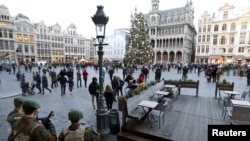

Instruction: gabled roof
[0,4,8,9]
[68,23,76,29]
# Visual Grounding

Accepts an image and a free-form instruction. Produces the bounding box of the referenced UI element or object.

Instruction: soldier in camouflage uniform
[13,100,57,141]
[58,109,100,141]
[7,97,26,140]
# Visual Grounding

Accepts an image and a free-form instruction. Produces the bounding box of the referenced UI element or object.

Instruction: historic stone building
[63,23,92,64]
[144,0,196,64]
[0,4,15,64]
[14,13,36,64]
[0,4,95,65]
[102,28,128,62]
[196,3,250,64]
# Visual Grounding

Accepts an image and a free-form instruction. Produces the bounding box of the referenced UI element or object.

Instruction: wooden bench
[118,81,164,126]
[215,82,234,98]
[164,80,199,97]
[230,105,250,125]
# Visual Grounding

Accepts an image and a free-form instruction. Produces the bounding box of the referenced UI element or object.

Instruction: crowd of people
[5,61,250,141]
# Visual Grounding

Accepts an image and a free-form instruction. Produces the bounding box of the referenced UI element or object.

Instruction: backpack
[11,121,41,141]
[62,125,85,141]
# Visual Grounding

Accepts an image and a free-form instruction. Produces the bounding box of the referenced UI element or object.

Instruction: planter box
[215,82,234,98]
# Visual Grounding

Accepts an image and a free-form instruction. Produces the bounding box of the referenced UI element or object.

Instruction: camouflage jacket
[7,109,25,126]
[15,116,57,141]
[58,123,100,141]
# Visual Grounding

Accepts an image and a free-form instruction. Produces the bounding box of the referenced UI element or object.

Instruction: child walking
[68,77,74,95]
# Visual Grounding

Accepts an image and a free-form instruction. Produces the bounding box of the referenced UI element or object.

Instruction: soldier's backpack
[11,121,41,141]
[62,125,85,141]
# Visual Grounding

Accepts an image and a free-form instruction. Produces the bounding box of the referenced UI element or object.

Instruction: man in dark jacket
[88,77,99,109]
[35,72,42,94]
[58,75,67,96]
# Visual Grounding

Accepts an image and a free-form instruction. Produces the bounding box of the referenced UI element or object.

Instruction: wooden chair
[234,91,248,101]
[149,101,168,129]
[217,88,231,120]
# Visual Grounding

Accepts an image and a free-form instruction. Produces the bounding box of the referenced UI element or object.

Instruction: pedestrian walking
[58,74,68,96]
[108,67,114,81]
[35,72,42,94]
[68,77,74,95]
[50,70,58,88]
[104,84,114,110]
[111,76,119,102]
[88,77,99,109]
[7,97,25,141]
[155,67,162,81]
[12,100,57,140]
[117,76,124,96]
[58,109,100,141]
[76,69,82,88]
[82,69,89,88]
[42,73,51,94]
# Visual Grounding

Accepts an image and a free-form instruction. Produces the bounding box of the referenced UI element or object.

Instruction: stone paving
[0,66,249,141]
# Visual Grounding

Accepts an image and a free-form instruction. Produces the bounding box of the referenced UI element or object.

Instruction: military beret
[68,109,83,121]
[23,100,40,109]
[14,97,25,103]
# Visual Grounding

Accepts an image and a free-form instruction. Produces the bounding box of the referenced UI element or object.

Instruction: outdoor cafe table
[231,99,250,107]
[224,91,240,105]
[224,91,240,98]
[154,90,170,102]
[138,100,159,128]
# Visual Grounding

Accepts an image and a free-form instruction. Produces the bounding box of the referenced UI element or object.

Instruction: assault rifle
[36,110,55,129]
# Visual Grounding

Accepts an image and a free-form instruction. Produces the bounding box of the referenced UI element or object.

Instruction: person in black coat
[58,74,67,96]
[35,72,42,94]
[41,73,51,94]
[155,68,162,81]
[104,84,114,110]
[88,77,99,109]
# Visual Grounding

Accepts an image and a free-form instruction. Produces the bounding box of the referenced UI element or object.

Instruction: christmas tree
[124,12,154,65]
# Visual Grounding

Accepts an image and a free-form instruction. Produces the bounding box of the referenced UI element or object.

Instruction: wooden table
[154,91,170,102]
[138,100,159,127]
[231,100,250,107]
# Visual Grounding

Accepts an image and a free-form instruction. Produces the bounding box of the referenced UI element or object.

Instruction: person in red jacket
[82,69,89,88]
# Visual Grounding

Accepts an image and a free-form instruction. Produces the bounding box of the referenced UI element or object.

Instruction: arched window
[151,16,156,23]
[222,24,227,31]
[220,36,226,45]
[230,23,236,31]
[214,25,219,32]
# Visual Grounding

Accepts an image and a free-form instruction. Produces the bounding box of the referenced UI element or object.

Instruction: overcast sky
[1,0,249,38]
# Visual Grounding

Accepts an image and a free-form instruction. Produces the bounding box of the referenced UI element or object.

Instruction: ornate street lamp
[92,5,110,137]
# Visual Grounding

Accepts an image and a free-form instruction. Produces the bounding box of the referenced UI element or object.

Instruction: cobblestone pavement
[0,66,249,140]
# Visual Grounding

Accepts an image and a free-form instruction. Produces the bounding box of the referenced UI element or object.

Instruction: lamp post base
[96,111,110,139]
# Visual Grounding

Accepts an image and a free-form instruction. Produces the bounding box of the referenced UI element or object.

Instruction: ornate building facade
[0,4,15,64]
[196,3,250,64]
[101,28,128,62]
[144,0,196,64]
[0,4,95,65]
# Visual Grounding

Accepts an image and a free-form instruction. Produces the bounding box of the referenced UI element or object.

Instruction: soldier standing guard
[13,100,57,141]
[7,97,25,141]
[58,109,100,141]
